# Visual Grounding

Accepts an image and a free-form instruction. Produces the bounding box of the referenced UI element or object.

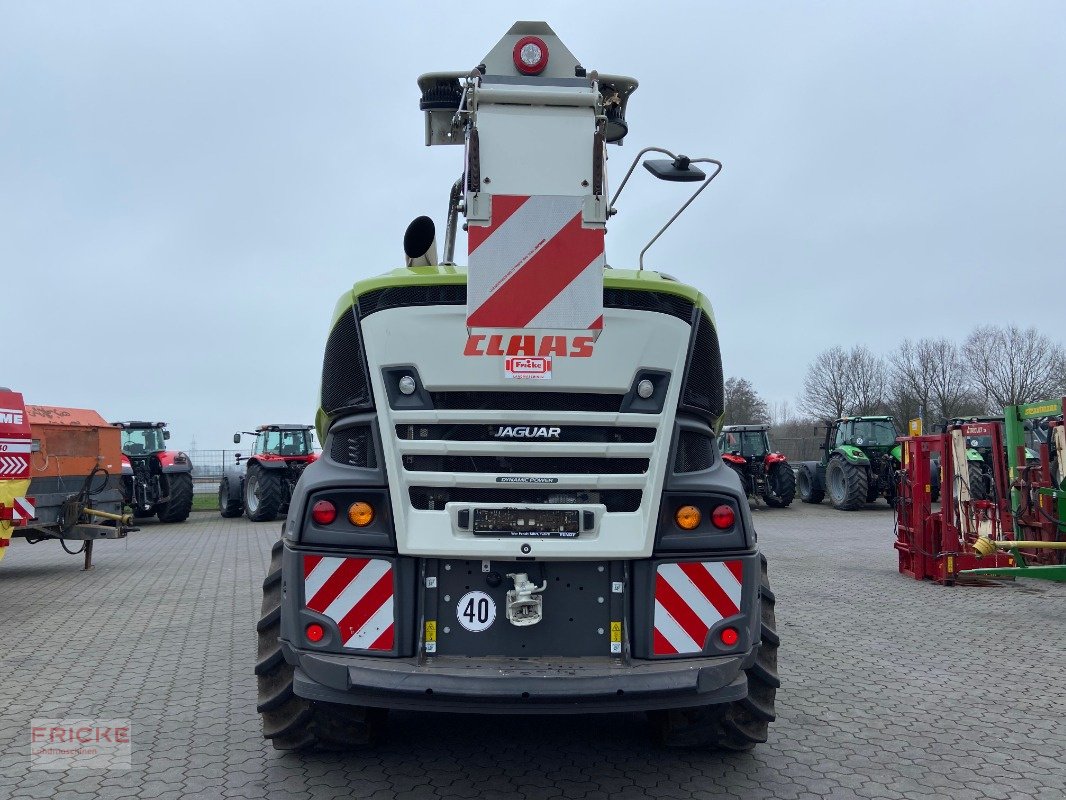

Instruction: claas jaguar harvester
[257,22,778,752]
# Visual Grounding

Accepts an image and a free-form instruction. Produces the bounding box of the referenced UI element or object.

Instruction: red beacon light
[513,36,549,75]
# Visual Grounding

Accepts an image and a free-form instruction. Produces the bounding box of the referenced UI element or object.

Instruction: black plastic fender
[251,458,289,471]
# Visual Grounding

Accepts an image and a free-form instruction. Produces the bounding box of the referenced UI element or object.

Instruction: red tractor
[219,425,317,522]
[113,421,194,522]
[717,424,796,508]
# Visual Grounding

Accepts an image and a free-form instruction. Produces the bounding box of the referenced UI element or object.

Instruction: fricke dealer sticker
[505,356,551,380]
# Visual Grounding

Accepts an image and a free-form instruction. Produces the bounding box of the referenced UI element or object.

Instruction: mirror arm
[638,157,722,271]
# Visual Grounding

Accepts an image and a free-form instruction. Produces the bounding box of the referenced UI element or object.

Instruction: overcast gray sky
[3,1,1064,451]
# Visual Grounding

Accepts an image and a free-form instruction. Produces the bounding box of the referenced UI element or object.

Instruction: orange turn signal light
[675,505,701,530]
[348,501,374,527]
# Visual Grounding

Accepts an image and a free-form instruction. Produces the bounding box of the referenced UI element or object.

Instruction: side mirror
[163,430,170,440]
[643,156,707,183]
[235,453,242,460]
[233,433,241,444]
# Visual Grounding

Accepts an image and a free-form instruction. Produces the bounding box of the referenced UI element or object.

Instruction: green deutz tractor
[796,416,900,510]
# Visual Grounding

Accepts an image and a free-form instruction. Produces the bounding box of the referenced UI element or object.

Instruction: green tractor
[796,416,900,510]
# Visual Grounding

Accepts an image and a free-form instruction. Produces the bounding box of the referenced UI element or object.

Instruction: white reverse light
[637,379,655,399]
[398,375,417,395]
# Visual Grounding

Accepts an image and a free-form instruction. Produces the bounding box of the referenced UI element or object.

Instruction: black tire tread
[649,554,779,751]
[763,462,796,508]
[246,465,284,522]
[219,479,244,518]
[256,537,385,751]
[156,472,193,523]
[797,468,825,504]
[827,457,868,511]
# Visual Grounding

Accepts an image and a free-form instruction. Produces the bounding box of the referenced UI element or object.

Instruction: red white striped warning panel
[653,560,743,655]
[302,556,395,651]
[13,497,34,521]
[467,194,605,330]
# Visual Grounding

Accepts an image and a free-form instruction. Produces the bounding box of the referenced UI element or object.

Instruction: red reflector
[720,627,739,646]
[305,623,325,643]
[513,35,549,75]
[711,505,735,529]
[311,500,336,525]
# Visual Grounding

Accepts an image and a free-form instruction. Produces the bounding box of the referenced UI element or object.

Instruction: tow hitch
[505,572,547,626]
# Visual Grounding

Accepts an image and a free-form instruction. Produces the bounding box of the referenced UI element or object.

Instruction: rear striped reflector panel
[467,195,605,330]
[302,555,395,651]
[653,561,743,655]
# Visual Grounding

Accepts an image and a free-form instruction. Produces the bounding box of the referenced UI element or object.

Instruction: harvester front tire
[797,468,824,504]
[245,465,283,522]
[649,554,779,751]
[826,457,867,511]
[156,473,193,523]
[763,463,795,508]
[257,538,386,751]
[219,479,243,518]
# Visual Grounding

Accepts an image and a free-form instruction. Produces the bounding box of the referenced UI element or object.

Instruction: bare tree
[889,339,934,421]
[722,377,770,425]
[963,325,1066,409]
[800,346,852,420]
[848,345,889,415]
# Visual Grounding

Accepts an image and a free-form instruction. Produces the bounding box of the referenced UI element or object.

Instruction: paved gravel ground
[0,503,1063,800]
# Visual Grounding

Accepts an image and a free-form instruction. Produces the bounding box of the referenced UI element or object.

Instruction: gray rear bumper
[289,646,754,714]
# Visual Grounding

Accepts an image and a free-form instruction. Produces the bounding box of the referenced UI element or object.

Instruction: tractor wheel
[763,463,795,508]
[257,537,386,750]
[726,462,750,496]
[219,479,243,518]
[967,463,988,501]
[797,468,824,504]
[649,553,779,750]
[245,466,283,522]
[825,457,868,511]
[156,473,193,523]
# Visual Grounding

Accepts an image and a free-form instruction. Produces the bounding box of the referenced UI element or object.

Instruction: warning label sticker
[504,356,552,380]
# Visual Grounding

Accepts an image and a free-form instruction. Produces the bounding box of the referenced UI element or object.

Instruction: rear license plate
[472,508,580,538]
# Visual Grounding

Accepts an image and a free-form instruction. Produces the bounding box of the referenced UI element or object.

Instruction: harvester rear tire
[826,457,867,511]
[219,479,243,518]
[245,465,283,522]
[763,462,795,508]
[156,473,193,523]
[257,537,386,751]
[648,553,779,751]
[797,468,824,504]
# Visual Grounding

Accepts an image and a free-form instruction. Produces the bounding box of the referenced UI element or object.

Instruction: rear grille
[430,392,624,412]
[321,310,372,416]
[351,284,696,323]
[330,425,377,468]
[681,313,725,420]
[603,287,694,322]
[395,424,655,443]
[675,430,714,473]
[410,487,642,512]
[357,284,466,318]
[402,455,649,474]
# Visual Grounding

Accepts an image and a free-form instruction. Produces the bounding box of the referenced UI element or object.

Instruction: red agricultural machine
[220,425,317,521]
[717,424,795,507]
[113,421,194,523]
[894,398,1066,584]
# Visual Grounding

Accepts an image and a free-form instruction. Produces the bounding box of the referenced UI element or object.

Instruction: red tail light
[719,627,739,646]
[311,500,337,525]
[513,36,549,75]
[305,623,325,643]
[711,505,735,529]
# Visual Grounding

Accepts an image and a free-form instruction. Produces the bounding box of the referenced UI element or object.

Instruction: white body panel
[360,307,691,560]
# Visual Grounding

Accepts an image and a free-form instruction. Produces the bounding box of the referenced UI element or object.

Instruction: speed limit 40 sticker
[456,591,496,632]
